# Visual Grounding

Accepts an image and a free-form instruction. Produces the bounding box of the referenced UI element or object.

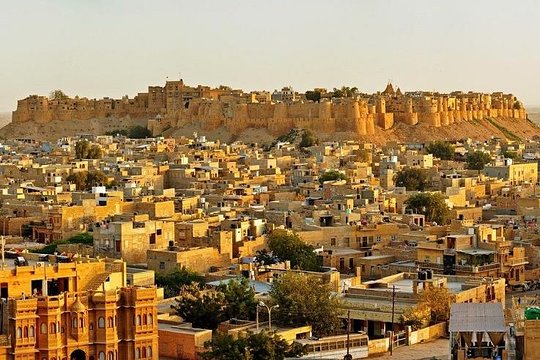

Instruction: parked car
[14,256,28,266]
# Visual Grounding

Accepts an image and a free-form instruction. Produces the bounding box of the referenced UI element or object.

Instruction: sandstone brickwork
[12,81,527,137]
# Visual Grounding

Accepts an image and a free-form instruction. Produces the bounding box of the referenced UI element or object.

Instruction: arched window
[147,346,152,357]
[108,317,113,328]
[142,347,146,358]
[80,317,84,328]
[98,317,105,328]
[135,348,140,359]
[23,326,28,337]
[29,326,35,337]
[148,314,153,325]
[107,351,114,360]
[142,314,147,325]
[50,323,56,334]
[73,318,78,329]
[40,323,47,334]
[98,352,105,360]
[136,315,141,326]
[16,327,22,338]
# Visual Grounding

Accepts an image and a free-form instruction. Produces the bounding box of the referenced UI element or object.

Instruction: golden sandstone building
[0,258,158,360]
[12,80,527,137]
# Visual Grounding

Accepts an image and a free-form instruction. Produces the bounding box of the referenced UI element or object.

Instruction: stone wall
[12,82,527,139]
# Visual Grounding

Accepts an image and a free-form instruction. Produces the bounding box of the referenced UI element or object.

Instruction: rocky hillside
[0,116,147,141]
[1,114,539,145]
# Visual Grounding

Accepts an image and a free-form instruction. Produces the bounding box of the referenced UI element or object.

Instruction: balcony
[505,257,528,267]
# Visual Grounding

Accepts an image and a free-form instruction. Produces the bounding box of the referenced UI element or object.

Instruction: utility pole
[344,310,352,360]
[390,285,396,356]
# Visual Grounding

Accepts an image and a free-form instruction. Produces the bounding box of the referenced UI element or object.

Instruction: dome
[70,297,86,312]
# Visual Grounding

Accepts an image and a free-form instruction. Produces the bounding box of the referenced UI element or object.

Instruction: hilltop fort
[8,80,533,142]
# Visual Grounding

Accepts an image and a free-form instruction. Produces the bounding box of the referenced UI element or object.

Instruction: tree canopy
[305,90,321,103]
[75,140,102,159]
[400,286,452,329]
[156,268,204,298]
[128,125,152,139]
[426,141,454,160]
[66,170,109,191]
[267,231,320,271]
[299,129,318,148]
[332,86,358,98]
[405,192,450,225]
[319,170,348,184]
[395,168,429,191]
[466,151,491,170]
[270,272,343,337]
[200,331,306,360]
[172,278,257,330]
[49,89,69,100]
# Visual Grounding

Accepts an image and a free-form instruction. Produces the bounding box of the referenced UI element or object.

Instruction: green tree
[501,150,518,160]
[419,286,452,324]
[49,89,69,100]
[105,129,129,137]
[86,170,109,188]
[395,168,429,191]
[268,230,320,271]
[405,192,450,225]
[319,170,348,184]
[270,272,343,337]
[426,141,454,160]
[128,125,152,139]
[66,170,109,191]
[200,331,306,360]
[219,277,258,321]
[400,305,430,330]
[171,283,228,330]
[156,268,204,298]
[75,140,90,159]
[299,129,318,148]
[255,249,277,265]
[66,171,88,191]
[466,151,491,170]
[305,90,321,102]
[75,140,102,159]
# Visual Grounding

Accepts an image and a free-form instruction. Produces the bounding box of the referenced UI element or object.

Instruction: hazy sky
[1,0,539,112]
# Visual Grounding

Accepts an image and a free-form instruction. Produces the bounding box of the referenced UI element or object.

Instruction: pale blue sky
[1,0,539,112]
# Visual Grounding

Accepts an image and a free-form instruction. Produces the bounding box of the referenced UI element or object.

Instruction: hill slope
[1,116,538,145]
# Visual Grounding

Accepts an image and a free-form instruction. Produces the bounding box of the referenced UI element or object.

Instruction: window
[108,352,114,360]
[142,314,147,325]
[135,348,140,359]
[50,323,56,334]
[17,327,22,338]
[108,317,113,328]
[147,346,152,357]
[159,262,165,270]
[40,323,47,334]
[148,314,153,325]
[99,352,105,360]
[136,315,141,326]
[89,323,94,331]
[80,317,84,328]
[29,326,34,337]
[73,318,78,329]
[98,317,105,328]
[23,326,28,337]
[142,347,147,358]
[156,229,162,235]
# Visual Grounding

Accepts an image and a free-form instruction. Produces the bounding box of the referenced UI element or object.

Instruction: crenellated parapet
[12,82,528,138]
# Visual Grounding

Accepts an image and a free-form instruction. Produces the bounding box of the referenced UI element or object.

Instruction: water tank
[418,271,427,281]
